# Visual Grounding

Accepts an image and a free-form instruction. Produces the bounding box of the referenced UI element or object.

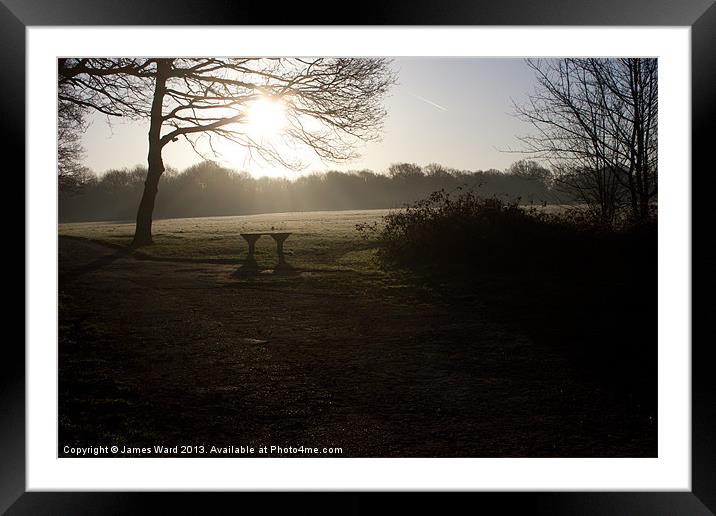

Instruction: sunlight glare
[246,98,287,137]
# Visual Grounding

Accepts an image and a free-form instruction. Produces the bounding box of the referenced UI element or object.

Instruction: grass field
[57,206,581,269]
[59,209,391,271]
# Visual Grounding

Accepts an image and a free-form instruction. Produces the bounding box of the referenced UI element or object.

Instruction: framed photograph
[7,0,712,512]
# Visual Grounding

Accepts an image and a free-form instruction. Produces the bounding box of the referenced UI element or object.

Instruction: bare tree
[57,78,93,191]
[58,58,396,246]
[388,163,424,179]
[514,58,657,223]
[506,159,551,184]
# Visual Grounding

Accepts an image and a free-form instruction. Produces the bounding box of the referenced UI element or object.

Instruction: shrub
[358,188,656,273]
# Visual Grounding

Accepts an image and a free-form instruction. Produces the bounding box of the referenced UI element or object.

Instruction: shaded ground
[59,231,655,457]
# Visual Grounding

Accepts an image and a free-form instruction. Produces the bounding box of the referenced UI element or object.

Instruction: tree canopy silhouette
[58,58,396,246]
[515,58,657,224]
[58,77,93,192]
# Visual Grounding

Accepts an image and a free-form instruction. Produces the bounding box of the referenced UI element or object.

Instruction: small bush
[358,189,655,273]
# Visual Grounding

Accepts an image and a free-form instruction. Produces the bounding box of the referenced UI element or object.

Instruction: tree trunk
[132,59,170,248]
[132,152,164,247]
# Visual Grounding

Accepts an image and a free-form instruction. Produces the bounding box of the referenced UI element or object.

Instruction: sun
[245,97,287,137]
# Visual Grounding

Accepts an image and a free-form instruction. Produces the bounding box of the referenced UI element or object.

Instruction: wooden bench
[240,232,292,268]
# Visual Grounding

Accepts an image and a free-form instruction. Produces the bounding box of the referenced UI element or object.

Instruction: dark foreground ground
[59,237,656,457]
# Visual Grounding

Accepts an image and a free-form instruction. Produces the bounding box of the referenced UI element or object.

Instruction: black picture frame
[5,0,713,513]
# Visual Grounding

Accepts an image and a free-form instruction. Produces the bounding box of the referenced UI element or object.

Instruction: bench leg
[270,234,290,269]
[240,234,261,270]
[242,234,261,258]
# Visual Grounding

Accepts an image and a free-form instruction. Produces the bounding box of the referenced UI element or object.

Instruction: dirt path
[59,237,655,457]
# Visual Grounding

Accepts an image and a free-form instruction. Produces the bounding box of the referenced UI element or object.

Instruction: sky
[80,58,539,178]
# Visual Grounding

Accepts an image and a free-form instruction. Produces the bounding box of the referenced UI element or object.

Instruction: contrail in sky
[409,92,448,112]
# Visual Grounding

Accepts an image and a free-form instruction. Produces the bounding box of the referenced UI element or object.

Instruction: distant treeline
[59,160,563,223]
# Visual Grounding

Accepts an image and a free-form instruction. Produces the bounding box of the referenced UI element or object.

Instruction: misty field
[59,209,391,271]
